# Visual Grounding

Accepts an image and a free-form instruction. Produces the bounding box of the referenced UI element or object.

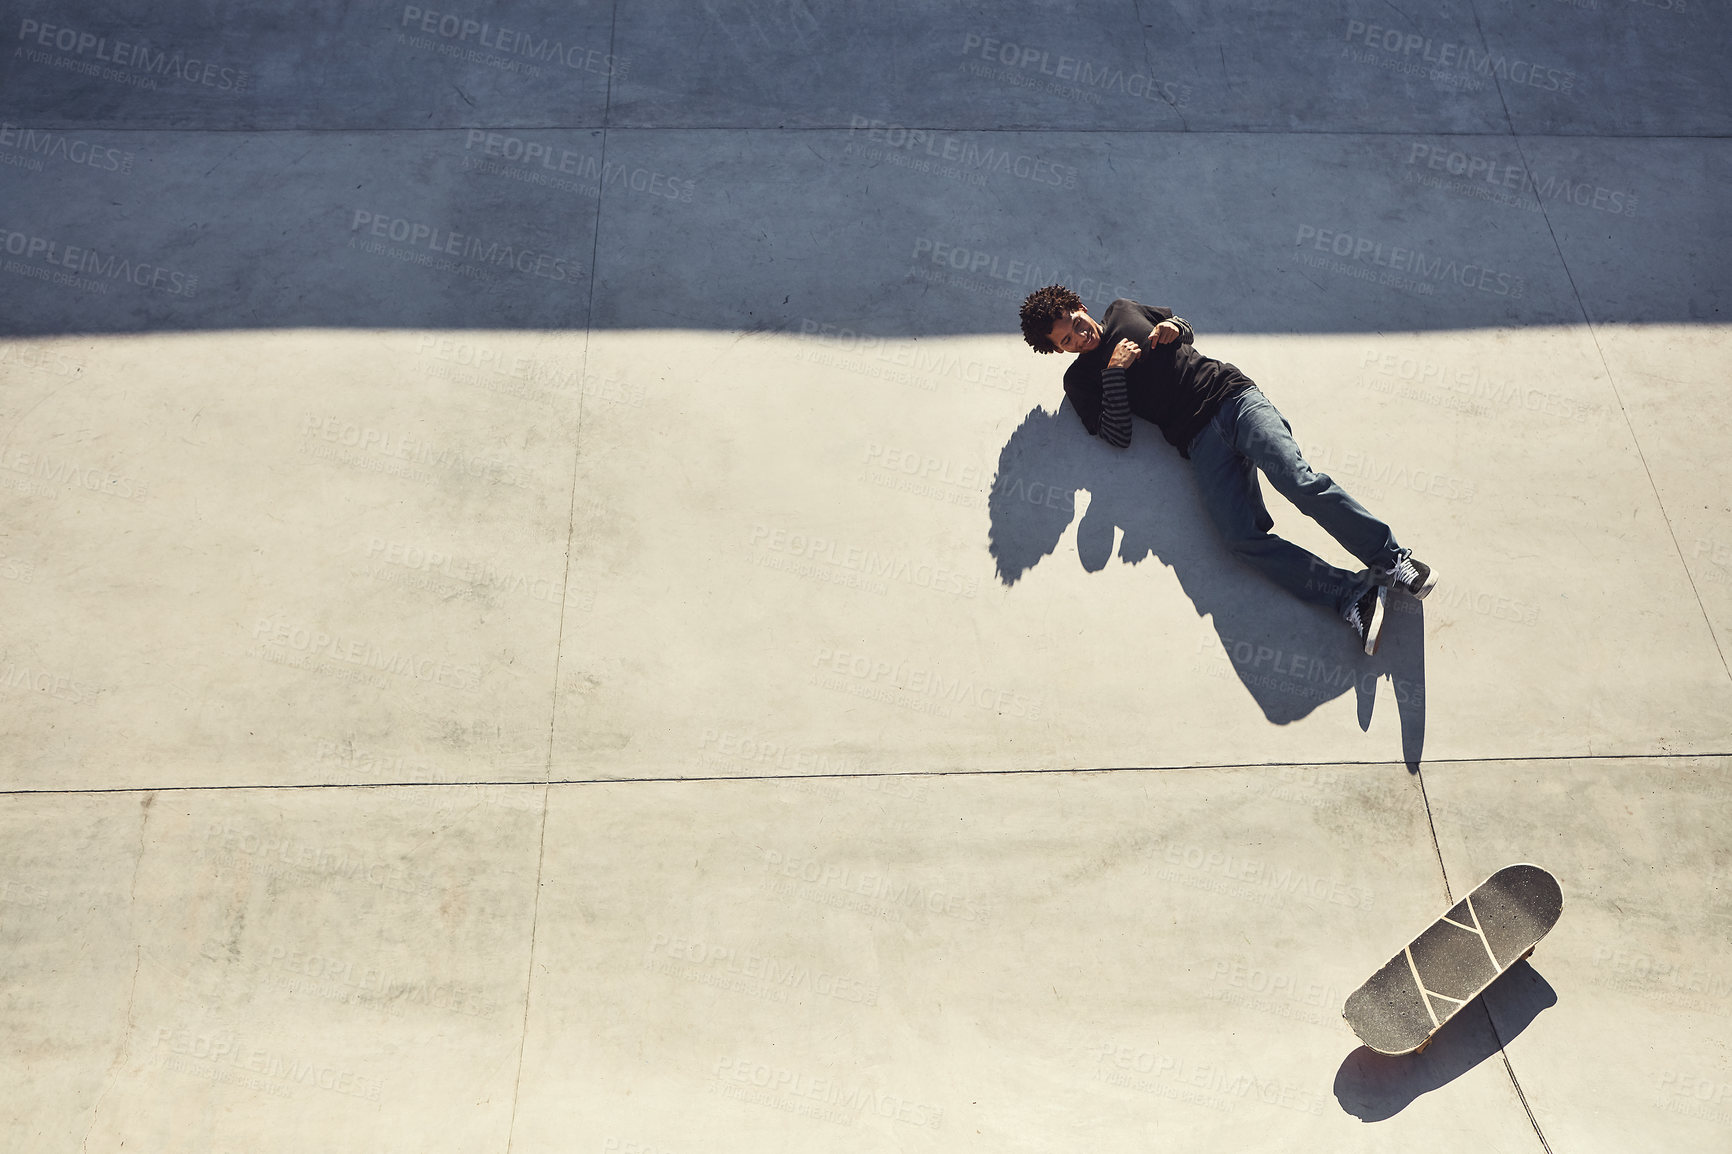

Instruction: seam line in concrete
[1496,1041,1556,1154]
[507,6,617,1141]
[1556,322,1730,682]
[1474,30,1731,688]
[5,750,1723,797]
[1414,762,1453,903]
[1464,14,1572,1146]
[501,783,552,1154]
[543,1,619,790]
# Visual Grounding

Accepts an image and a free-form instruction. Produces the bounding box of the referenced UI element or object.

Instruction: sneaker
[1344,584,1386,656]
[1385,555,1436,600]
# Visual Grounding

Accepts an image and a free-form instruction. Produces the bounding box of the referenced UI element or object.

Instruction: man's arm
[1061,359,1104,438]
[1092,339,1142,449]
[1136,303,1194,346]
[1097,361,1132,448]
[1061,339,1139,449]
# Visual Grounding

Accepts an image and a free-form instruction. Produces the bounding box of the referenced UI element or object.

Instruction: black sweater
[1061,299,1250,459]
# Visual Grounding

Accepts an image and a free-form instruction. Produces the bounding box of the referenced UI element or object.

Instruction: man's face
[1046,308,1102,355]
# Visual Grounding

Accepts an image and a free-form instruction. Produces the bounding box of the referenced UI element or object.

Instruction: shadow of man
[989,402,1426,765]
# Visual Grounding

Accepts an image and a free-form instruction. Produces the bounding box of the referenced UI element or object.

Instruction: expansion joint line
[507,5,621,1154]
[544,0,617,774]
[501,784,552,1154]
[1459,20,1560,1151]
[1408,759,1465,1034]
[1465,9,1728,687]
[1413,763,1452,904]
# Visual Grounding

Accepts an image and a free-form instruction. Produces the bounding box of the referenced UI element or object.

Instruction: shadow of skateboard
[1344,863,1563,1055]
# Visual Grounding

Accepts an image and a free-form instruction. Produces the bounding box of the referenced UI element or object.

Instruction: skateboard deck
[1343,863,1562,1055]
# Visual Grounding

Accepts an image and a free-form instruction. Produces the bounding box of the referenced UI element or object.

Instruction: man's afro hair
[1019,284,1084,353]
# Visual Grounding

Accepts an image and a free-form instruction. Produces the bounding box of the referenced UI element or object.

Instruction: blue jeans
[1188,386,1404,614]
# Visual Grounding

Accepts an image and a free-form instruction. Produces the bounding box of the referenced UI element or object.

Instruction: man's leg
[1223,385,1407,574]
[1188,399,1371,615]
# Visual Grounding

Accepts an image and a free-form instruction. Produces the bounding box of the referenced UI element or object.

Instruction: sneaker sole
[1364,587,1386,656]
[1408,567,1437,600]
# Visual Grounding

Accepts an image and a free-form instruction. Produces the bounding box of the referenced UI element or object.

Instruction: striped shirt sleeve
[1098,364,1131,448]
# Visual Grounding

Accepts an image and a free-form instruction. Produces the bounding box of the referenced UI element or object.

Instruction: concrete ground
[2,2,1729,1150]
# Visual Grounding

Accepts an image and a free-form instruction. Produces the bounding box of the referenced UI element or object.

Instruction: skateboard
[1343,863,1562,1055]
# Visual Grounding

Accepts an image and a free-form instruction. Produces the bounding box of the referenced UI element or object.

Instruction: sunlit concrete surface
[2,2,1729,1151]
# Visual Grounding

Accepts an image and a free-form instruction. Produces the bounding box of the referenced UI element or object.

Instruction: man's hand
[1150,321,1182,345]
[1107,338,1142,369]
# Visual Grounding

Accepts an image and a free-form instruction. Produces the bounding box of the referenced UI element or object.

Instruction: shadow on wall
[988,402,1426,763]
